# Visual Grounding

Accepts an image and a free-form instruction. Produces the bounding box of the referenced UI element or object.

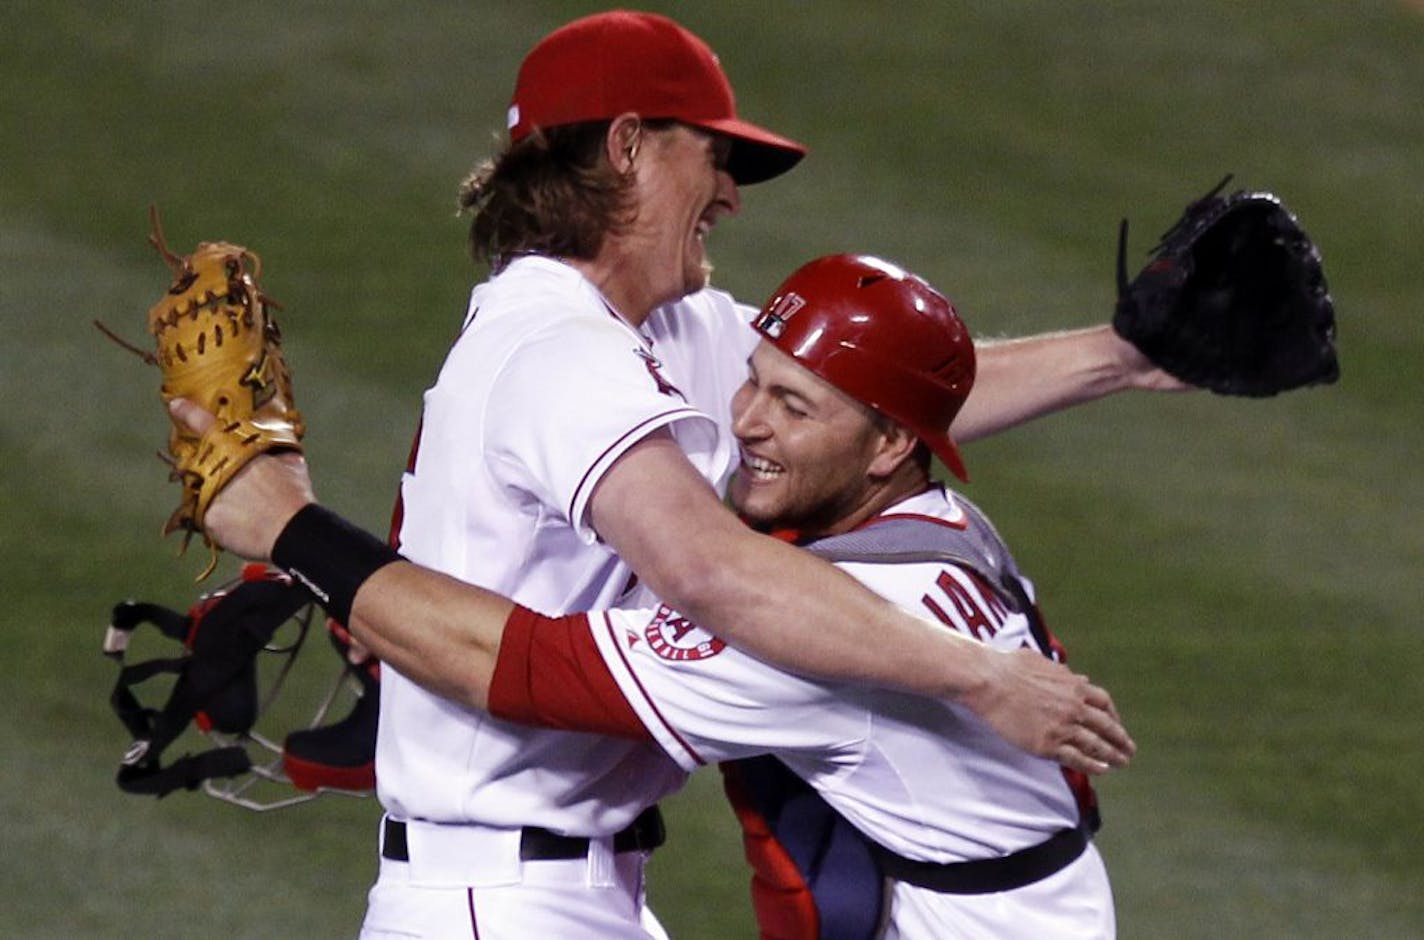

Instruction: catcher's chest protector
[719,504,1101,939]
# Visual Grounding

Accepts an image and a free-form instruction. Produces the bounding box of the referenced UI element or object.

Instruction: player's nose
[715,170,741,217]
[730,386,769,440]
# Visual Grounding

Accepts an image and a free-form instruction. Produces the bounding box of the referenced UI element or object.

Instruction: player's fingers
[1080,685,1135,759]
[1057,725,1127,776]
[168,397,217,434]
[1064,710,1133,772]
[1056,741,1111,777]
[1083,680,1120,722]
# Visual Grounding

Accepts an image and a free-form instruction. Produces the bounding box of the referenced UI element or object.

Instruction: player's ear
[865,422,920,480]
[607,113,644,176]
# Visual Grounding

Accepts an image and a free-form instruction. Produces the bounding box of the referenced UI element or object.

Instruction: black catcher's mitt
[1113,176,1339,397]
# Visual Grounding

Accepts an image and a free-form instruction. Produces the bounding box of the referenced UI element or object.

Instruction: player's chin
[683,257,713,295]
[728,476,779,529]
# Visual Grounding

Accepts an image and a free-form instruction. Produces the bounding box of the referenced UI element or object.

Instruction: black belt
[870,824,1090,895]
[381,805,666,863]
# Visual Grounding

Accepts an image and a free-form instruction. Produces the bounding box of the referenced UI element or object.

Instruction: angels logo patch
[643,605,725,661]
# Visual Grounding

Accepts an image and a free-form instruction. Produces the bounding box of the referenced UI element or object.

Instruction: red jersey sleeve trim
[487,605,652,741]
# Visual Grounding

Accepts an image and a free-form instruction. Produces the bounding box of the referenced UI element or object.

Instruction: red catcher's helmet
[750,254,976,482]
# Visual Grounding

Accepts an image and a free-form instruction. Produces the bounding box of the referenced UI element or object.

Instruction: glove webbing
[1116,174,1235,298]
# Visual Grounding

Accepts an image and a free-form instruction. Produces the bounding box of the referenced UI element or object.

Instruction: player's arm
[953,325,1190,442]
[172,415,730,739]
[588,431,1133,773]
[345,560,511,710]
[164,400,507,710]
[355,571,839,764]
[177,399,1130,775]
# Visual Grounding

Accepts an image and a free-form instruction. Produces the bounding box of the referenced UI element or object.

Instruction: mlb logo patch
[752,290,806,339]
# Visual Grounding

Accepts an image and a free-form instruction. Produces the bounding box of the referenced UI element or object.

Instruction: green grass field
[4,2,1421,936]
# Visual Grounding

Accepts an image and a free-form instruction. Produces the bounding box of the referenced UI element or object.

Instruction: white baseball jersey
[389,255,755,831]
[492,486,1114,938]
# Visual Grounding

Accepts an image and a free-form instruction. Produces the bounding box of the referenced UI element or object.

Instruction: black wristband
[271,504,403,626]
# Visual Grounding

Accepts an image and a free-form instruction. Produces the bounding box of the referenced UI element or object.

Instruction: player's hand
[1107,328,1194,393]
[168,398,316,561]
[965,647,1136,775]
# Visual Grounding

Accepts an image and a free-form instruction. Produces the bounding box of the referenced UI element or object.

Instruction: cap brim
[694,118,807,185]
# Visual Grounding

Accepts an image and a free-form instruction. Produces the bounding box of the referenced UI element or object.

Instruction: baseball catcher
[1113,175,1339,397]
[98,207,305,579]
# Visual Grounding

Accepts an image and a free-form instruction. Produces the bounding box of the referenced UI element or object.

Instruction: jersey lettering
[921,568,1005,641]
[964,569,1010,623]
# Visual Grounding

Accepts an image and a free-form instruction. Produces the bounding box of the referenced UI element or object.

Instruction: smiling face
[728,341,923,538]
[625,123,740,308]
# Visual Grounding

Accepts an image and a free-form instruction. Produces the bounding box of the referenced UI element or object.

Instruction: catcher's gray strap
[802,494,1025,610]
[801,493,1061,662]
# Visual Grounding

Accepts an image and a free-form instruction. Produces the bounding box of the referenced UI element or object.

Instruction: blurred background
[3,2,1420,936]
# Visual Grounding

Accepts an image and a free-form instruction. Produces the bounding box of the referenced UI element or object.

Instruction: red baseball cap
[507,10,807,185]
